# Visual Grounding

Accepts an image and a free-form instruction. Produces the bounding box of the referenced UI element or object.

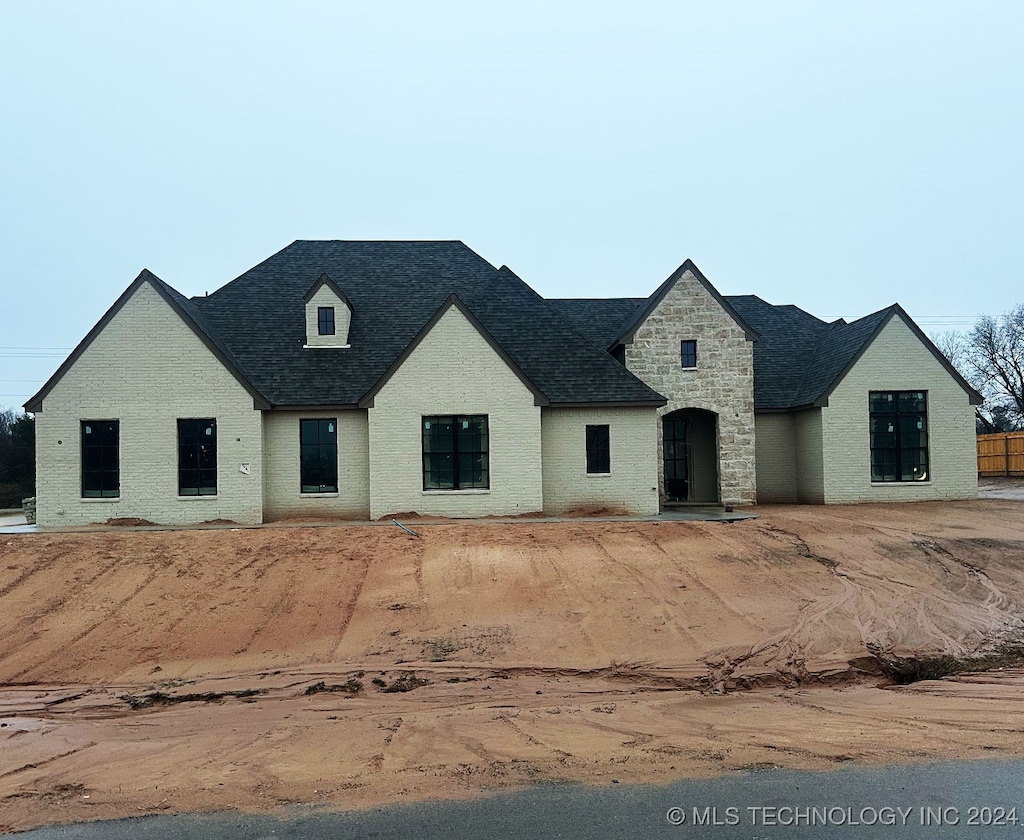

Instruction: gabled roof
[546,297,646,349]
[726,297,984,409]
[25,269,269,413]
[302,272,352,309]
[551,289,983,411]
[185,240,665,408]
[465,268,665,406]
[610,259,759,348]
[358,294,550,408]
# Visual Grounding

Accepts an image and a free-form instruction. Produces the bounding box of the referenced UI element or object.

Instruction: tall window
[81,420,119,498]
[178,419,217,496]
[680,340,697,369]
[318,306,336,336]
[586,424,610,474]
[869,392,928,482]
[300,418,338,493]
[422,415,489,490]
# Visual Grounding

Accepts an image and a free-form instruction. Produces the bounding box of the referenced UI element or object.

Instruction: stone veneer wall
[624,269,757,505]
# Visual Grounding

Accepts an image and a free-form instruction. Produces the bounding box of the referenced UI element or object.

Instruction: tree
[969,306,1024,431]
[935,305,1024,433]
[0,409,35,508]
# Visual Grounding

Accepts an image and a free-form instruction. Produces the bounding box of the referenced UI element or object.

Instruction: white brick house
[26,242,981,526]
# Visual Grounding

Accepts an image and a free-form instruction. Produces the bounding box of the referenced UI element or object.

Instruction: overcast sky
[2,1,1021,411]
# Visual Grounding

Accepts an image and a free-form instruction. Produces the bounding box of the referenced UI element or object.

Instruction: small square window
[680,340,697,368]
[318,307,336,336]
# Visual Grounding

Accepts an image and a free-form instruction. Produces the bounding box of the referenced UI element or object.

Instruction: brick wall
[821,315,977,502]
[263,409,370,520]
[367,305,543,519]
[34,281,263,526]
[753,413,798,502]
[540,406,659,515]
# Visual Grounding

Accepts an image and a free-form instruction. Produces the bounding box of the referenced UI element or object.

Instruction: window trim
[81,419,120,499]
[299,418,339,494]
[585,424,611,475]
[318,306,336,336]
[177,418,218,497]
[422,415,489,491]
[869,391,930,483]
[680,339,697,369]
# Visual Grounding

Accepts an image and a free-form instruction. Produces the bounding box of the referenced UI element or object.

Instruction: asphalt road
[13,759,1024,839]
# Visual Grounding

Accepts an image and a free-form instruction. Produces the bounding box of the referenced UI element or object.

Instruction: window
[680,340,697,369]
[422,415,488,490]
[869,392,928,482]
[81,420,119,498]
[178,419,217,495]
[586,424,610,474]
[300,419,338,493]
[318,306,336,336]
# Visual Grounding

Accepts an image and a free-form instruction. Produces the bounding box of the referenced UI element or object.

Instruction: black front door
[663,416,689,501]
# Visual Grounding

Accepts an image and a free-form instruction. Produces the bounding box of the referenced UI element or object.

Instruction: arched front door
[662,408,719,504]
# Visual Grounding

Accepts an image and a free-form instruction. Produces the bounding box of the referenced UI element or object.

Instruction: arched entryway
[662,408,719,504]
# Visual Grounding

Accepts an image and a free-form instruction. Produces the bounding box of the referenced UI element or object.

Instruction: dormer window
[303,273,352,348]
[318,306,336,336]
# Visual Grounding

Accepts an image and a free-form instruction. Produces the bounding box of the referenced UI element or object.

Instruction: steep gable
[26,270,267,413]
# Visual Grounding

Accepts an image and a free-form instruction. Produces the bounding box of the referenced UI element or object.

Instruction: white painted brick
[367,305,543,519]
[35,282,263,526]
[541,407,659,515]
[821,316,977,502]
[263,409,370,519]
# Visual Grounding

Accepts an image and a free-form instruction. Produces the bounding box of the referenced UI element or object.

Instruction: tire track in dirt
[5,564,167,682]
[587,529,728,651]
[0,744,97,780]
[326,553,375,662]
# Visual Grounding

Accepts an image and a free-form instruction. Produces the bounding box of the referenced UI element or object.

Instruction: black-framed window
[422,415,489,490]
[869,391,929,482]
[178,418,217,496]
[586,424,610,474]
[318,306,336,336]
[680,340,697,368]
[81,420,119,498]
[300,418,338,493]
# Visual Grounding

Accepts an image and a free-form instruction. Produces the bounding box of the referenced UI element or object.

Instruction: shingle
[465,271,663,405]
[546,298,647,349]
[191,241,664,407]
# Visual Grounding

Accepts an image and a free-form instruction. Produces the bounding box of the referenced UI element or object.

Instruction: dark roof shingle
[192,240,664,407]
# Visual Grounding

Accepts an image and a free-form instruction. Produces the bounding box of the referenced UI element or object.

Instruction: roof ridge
[494,267,638,356]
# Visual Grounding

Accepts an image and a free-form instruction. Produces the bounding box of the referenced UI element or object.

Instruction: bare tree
[932,307,1024,432]
[968,307,1024,430]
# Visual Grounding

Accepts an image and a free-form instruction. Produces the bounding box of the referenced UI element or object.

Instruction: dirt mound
[2,499,1024,831]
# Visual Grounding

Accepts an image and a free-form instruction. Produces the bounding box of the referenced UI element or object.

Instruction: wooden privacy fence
[978,432,1024,477]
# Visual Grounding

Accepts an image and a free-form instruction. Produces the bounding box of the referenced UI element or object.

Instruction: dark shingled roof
[551,290,981,410]
[30,240,979,415]
[191,240,664,407]
[546,298,646,349]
